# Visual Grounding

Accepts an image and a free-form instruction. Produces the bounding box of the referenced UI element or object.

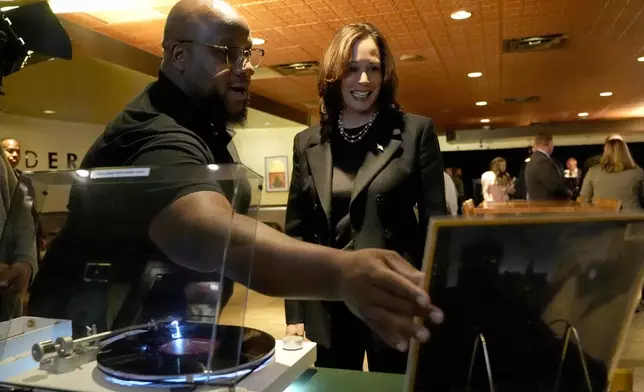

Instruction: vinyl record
[96,322,275,383]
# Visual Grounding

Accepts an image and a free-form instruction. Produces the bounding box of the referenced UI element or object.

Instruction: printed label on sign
[90,168,151,179]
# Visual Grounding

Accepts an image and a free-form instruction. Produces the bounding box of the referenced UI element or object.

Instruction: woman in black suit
[284,23,446,373]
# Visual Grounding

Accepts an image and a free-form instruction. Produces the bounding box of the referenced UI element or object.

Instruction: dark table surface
[286,368,404,392]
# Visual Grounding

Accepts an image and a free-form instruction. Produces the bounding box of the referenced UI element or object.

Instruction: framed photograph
[264,156,288,192]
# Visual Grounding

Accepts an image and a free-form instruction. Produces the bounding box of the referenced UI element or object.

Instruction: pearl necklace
[338,111,378,143]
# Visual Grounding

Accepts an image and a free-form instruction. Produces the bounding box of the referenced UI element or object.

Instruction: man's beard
[202,90,248,128]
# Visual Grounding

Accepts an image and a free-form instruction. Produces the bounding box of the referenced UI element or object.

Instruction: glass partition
[0,164,267,389]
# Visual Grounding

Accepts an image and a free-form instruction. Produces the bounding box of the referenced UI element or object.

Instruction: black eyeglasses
[178,40,265,68]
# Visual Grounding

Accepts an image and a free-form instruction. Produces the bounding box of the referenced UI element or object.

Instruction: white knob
[283,336,304,351]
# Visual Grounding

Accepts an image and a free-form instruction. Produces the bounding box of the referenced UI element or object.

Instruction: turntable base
[4,340,316,392]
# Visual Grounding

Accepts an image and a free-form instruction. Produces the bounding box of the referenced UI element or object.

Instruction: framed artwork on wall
[265,156,288,192]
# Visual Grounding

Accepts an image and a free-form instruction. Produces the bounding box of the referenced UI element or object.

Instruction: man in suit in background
[525,132,571,201]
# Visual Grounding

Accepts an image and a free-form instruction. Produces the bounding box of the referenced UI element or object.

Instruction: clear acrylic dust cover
[0,164,275,389]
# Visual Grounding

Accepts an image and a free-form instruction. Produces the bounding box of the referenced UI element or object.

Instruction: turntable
[0,316,316,391]
[0,164,316,391]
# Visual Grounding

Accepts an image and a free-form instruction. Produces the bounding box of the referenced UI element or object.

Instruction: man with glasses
[29,0,442,350]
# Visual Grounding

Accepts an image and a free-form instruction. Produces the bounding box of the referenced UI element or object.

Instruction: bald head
[159,0,255,126]
[162,0,249,52]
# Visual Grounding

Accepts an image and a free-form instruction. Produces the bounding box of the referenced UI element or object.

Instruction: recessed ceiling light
[480,119,490,123]
[450,10,472,20]
[468,72,483,78]
[578,112,589,117]
[252,37,266,46]
[42,109,56,114]
[263,122,271,126]
[476,101,488,106]
[599,92,613,97]
[638,56,644,62]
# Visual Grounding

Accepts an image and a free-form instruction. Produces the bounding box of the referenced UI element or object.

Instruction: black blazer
[525,151,571,200]
[284,112,446,347]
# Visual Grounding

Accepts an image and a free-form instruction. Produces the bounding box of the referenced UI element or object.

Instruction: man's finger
[378,253,444,322]
[381,251,424,286]
[368,307,431,350]
[373,306,429,342]
[365,318,407,352]
[374,268,433,313]
[367,287,418,317]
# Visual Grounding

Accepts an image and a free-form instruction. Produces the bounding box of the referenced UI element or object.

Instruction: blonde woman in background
[481,157,515,202]
[580,135,644,211]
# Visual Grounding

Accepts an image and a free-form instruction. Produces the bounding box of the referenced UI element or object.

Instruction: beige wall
[0,113,105,172]
[9,111,644,209]
[233,126,307,206]
[0,113,306,209]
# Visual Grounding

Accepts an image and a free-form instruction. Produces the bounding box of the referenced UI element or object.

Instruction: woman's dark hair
[317,23,401,139]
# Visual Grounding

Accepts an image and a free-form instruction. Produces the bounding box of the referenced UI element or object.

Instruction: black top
[284,111,448,342]
[38,71,245,277]
[330,123,379,249]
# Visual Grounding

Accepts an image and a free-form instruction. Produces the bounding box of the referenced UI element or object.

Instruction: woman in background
[284,23,446,373]
[481,157,515,202]
[580,135,644,211]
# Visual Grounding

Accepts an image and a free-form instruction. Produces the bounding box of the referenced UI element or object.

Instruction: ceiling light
[468,72,483,78]
[638,56,644,62]
[42,110,56,114]
[399,54,425,61]
[92,9,165,23]
[480,119,490,123]
[47,0,143,13]
[599,92,613,97]
[252,37,266,46]
[476,101,488,106]
[263,122,271,126]
[450,10,472,20]
[578,112,589,117]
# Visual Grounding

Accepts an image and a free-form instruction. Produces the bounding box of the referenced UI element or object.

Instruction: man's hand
[0,262,31,294]
[337,249,443,352]
[285,323,304,337]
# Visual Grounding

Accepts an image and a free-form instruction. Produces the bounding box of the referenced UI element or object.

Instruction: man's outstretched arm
[149,190,443,351]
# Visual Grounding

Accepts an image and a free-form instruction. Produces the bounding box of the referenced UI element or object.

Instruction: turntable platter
[96,323,275,384]
[158,338,212,356]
